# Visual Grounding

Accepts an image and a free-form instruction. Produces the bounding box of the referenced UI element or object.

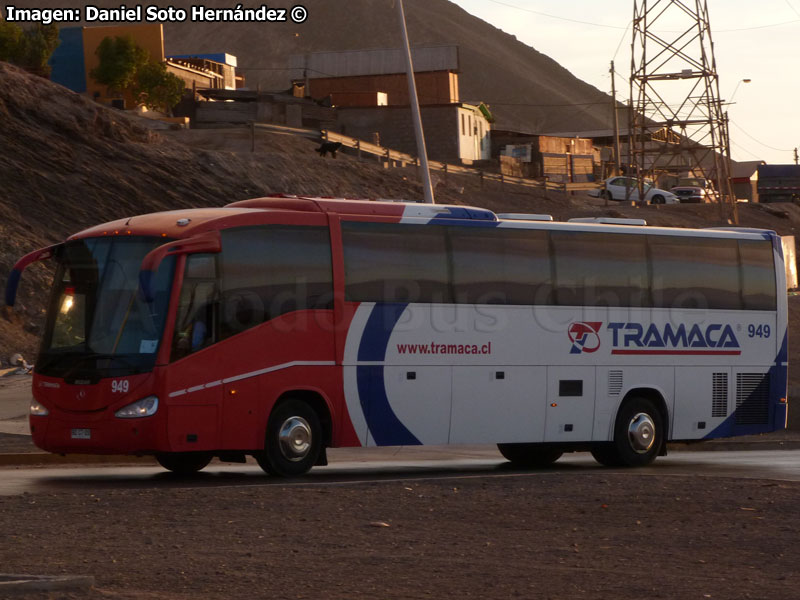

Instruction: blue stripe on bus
[356,303,420,446]
[704,335,788,439]
[429,207,497,221]
[770,332,789,431]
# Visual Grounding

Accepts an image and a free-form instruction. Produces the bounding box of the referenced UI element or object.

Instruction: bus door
[165,254,223,452]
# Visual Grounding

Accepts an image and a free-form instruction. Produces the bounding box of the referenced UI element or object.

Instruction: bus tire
[590,444,623,467]
[602,397,663,467]
[497,443,562,468]
[155,452,212,475]
[258,399,322,477]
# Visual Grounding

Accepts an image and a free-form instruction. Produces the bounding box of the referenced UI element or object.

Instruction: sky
[451,0,800,165]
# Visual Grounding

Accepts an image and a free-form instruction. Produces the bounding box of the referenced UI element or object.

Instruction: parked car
[670,177,715,203]
[589,176,679,204]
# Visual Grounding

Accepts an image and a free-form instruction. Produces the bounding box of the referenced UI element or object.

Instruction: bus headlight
[115,396,159,419]
[30,399,49,416]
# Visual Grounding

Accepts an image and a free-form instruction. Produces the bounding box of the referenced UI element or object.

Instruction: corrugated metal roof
[289,46,458,79]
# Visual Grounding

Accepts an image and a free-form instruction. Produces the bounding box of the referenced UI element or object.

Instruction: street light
[728,78,752,104]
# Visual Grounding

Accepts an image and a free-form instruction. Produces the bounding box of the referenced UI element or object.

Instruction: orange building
[50,24,239,110]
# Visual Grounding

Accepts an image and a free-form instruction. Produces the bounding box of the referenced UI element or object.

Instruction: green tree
[16,24,60,76]
[0,22,59,76]
[89,35,148,94]
[133,61,185,113]
[0,21,23,63]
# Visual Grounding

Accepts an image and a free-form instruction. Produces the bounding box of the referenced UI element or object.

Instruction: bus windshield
[37,236,175,380]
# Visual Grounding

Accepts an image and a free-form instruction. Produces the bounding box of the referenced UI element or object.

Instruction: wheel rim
[627,413,656,454]
[278,416,312,461]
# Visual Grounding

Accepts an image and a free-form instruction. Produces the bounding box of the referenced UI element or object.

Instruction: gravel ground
[1,472,798,599]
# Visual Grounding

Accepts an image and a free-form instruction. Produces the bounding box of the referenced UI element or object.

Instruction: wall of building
[309,71,458,107]
[166,62,220,93]
[337,105,466,163]
[49,27,87,93]
[456,106,490,162]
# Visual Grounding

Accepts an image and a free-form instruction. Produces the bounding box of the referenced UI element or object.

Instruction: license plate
[70,428,91,440]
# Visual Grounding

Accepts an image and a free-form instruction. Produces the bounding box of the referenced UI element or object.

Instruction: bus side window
[218,225,333,340]
[341,221,451,303]
[650,236,741,310]
[552,231,649,307]
[739,240,777,311]
[449,226,552,305]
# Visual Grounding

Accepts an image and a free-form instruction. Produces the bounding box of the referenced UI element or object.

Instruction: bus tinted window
[552,232,649,307]
[650,236,741,310]
[219,226,333,339]
[450,227,552,304]
[739,240,777,310]
[342,222,451,303]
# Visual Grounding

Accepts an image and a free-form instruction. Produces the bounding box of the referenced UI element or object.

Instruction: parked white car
[589,176,679,204]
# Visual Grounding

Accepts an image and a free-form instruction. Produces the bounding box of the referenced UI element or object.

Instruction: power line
[486,0,627,29]
[613,21,632,60]
[731,140,764,160]
[730,120,793,152]
[786,0,800,18]
[482,0,799,33]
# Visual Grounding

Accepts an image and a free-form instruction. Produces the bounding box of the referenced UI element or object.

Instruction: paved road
[2,448,800,496]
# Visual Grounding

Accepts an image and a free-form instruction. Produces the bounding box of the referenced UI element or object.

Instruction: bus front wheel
[257,399,322,477]
[156,452,212,475]
[593,397,663,467]
[497,443,562,468]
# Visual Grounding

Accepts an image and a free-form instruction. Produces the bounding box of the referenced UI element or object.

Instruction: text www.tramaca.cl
[396,342,493,355]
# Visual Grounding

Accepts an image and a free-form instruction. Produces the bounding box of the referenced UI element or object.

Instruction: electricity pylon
[630,0,735,220]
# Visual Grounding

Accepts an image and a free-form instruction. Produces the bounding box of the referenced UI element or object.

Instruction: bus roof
[67,196,777,242]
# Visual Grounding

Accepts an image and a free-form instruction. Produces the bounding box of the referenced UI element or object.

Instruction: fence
[251,122,601,194]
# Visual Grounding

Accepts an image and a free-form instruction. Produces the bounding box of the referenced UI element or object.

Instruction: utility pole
[396,0,435,204]
[610,61,622,180]
[795,148,798,165]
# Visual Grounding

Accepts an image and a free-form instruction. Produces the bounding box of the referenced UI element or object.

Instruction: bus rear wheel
[593,397,663,467]
[497,443,563,468]
[257,399,322,477]
[156,452,212,475]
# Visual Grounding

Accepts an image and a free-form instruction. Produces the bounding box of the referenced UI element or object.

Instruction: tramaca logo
[568,322,602,354]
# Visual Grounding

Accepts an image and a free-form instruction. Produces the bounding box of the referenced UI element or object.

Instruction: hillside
[2,61,800,383]
[163,0,614,134]
[12,0,614,134]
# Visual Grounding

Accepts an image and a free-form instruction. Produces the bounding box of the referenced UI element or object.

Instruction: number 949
[748,324,771,338]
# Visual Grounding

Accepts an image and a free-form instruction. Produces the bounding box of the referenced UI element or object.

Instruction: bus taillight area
[29,372,167,455]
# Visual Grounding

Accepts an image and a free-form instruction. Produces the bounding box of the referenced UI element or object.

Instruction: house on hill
[49,24,241,110]
[290,46,491,165]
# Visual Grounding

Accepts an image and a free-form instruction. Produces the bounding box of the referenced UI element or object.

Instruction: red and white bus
[7,196,788,475]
